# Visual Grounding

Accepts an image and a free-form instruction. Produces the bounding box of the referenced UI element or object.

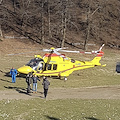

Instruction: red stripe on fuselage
[36,65,93,75]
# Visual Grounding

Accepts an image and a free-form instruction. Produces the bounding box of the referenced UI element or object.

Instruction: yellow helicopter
[17,44,106,79]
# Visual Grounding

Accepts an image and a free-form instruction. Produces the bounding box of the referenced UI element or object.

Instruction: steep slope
[0,37,44,56]
[0,0,120,49]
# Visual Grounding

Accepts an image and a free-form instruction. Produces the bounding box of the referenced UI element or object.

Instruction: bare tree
[41,0,45,44]
[0,0,3,4]
[1,0,119,48]
[83,0,92,50]
[61,0,67,48]
[47,0,52,40]
[83,0,102,50]
[0,25,3,37]
[0,0,3,38]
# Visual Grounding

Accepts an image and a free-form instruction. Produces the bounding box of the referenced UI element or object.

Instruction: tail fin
[92,51,104,65]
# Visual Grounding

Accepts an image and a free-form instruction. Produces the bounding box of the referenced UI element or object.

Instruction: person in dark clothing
[42,77,50,98]
[32,74,40,93]
[26,73,32,93]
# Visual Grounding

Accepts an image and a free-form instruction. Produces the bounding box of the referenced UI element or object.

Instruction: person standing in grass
[26,73,33,93]
[42,76,50,98]
[10,67,17,83]
[32,74,40,93]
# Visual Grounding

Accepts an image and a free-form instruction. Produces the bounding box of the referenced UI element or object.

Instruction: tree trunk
[41,0,44,45]
[0,0,3,4]
[61,16,66,48]
[84,22,90,50]
[61,1,67,48]
[84,0,92,50]
[0,25,3,38]
[48,0,52,40]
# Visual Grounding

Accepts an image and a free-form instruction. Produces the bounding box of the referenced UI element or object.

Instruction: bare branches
[0,0,119,48]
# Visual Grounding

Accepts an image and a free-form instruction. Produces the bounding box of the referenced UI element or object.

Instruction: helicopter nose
[17,66,33,74]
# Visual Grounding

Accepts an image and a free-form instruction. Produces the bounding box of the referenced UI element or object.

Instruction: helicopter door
[43,63,51,71]
[37,62,44,71]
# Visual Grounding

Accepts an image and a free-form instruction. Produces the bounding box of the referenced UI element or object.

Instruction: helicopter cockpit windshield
[26,58,44,70]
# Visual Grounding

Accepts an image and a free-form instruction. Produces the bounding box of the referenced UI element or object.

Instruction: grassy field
[0,49,120,120]
[0,99,120,120]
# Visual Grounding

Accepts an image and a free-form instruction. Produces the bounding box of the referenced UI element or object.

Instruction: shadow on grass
[4,86,32,96]
[44,116,100,120]
[0,70,11,77]
[45,115,60,120]
[85,117,100,120]
[0,70,12,78]
[4,72,26,78]
[0,78,12,83]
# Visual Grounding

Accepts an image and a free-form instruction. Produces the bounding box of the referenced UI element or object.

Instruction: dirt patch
[0,85,120,100]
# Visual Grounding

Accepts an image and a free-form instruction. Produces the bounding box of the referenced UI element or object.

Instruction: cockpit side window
[26,58,44,68]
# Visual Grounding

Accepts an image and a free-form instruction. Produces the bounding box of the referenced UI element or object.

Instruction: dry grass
[0,38,120,120]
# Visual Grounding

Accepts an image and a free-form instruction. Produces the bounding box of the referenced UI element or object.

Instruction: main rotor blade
[43,44,105,55]
[55,47,68,51]
[59,49,80,53]
[43,49,52,52]
[54,51,66,58]
[59,50,96,54]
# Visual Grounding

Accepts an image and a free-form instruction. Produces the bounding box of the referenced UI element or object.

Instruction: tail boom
[92,51,104,66]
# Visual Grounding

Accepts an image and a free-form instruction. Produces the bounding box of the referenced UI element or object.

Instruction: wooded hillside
[0,0,120,49]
